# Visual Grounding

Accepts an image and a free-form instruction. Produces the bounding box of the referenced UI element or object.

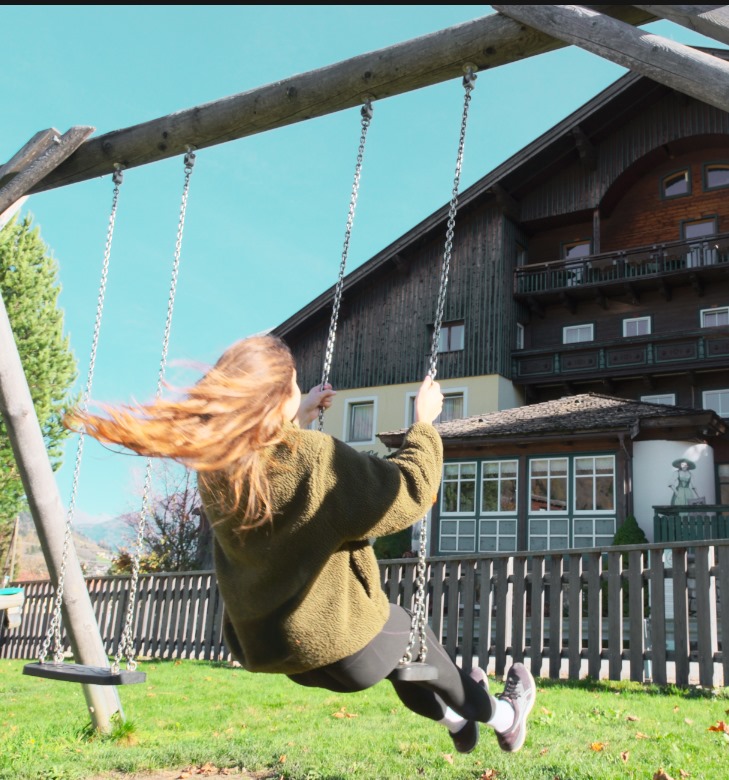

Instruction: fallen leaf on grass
[635,732,651,740]
[278,755,286,764]
[539,748,549,756]
[332,706,358,719]
[679,771,690,778]
[708,721,729,733]
[684,718,693,725]
[480,770,498,780]
[590,742,606,751]
[443,753,454,764]
[653,769,675,780]
[626,714,639,722]
[540,706,553,716]
[620,751,630,763]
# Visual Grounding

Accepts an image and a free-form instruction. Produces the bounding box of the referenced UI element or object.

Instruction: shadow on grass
[534,675,729,699]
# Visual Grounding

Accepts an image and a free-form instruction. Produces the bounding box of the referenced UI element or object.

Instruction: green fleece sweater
[200,421,443,675]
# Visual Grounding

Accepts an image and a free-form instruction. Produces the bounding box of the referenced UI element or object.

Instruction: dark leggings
[288,604,496,723]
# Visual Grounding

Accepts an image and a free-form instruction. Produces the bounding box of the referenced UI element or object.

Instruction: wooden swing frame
[1,5,728,732]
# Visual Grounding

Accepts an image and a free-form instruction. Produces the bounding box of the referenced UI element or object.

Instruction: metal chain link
[39,166,124,664]
[113,149,196,672]
[401,68,477,667]
[318,99,374,431]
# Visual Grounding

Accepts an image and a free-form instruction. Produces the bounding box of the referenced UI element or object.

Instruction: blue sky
[1,6,718,524]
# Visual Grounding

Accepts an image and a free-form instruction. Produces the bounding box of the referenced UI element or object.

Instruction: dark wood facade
[274,61,729,551]
[276,65,729,405]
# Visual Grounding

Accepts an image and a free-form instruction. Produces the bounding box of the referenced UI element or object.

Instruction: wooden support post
[633,5,729,46]
[0,126,94,216]
[0,291,123,733]
[5,8,656,196]
[491,5,729,114]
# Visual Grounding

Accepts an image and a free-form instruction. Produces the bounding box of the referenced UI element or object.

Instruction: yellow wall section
[316,375,524,456]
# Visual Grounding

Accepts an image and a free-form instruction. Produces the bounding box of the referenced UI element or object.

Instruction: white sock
[487,699,515,733]
[439,706,468,733]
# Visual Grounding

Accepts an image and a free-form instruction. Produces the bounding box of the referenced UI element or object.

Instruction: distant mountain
[75,516,136,552]
[15,512,127,580]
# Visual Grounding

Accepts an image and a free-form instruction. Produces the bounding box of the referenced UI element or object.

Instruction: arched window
[662,169,690,198]
[704,163,729,191]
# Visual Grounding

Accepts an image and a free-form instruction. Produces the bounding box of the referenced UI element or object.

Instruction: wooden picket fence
[2,540,727,688]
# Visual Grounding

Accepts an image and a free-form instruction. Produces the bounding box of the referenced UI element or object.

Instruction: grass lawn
[1,658,728,780]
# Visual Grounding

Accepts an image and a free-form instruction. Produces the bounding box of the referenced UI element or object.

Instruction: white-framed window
[407,389,466,426]
[439,517,476,553]
[526,455,616,552]
[573,517,616,548]
[344,398,376,443]
[441,462,477,515]
[481,460,518,514]
[438,321,465,353]
[563,323,594,344]
[641,393,676,406]
[479,459,518,552]
[516,323,524,350]
[529,457,568,513]
[623,316,651,337]
[528,516,569,551]
[703,389,729,418]
[701,306,729,328]
[662,169,690,198]
[438,392,465,424]
[479,517,517,552]
[574,456,615,513]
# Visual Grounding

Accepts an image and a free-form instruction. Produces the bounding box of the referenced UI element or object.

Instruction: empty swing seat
[23,661,146,685]
[390,662,439,682]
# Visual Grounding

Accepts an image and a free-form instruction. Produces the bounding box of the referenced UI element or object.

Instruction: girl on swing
[68,333,535,754]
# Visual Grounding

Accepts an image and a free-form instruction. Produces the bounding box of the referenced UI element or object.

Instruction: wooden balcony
[654,505,729,543]
[513,328,729,384]
[514,233,729,306]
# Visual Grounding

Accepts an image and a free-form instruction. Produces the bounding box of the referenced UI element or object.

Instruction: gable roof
[378,393,727,449]
[275,50,729,340]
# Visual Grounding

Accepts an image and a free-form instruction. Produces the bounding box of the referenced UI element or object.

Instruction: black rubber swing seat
[390,662,439,682]
[23,661,146,685]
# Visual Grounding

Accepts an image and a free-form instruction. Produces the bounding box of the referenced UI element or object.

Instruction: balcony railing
[654,505,729,543]
[514,233,729,297]
[512,328,729,382]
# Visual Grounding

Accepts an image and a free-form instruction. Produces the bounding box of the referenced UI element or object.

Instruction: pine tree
[0,215,77,564]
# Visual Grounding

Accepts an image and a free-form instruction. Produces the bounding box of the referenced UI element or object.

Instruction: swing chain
[318,99,373,430]
[427,69,476,381]
[113,149,196,673]
[38,166,124,666]
[401,69,476,668]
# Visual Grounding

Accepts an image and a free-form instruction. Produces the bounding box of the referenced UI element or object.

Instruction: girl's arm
[295,384,336,428]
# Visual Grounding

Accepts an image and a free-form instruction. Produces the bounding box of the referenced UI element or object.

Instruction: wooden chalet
[274,52,729,554]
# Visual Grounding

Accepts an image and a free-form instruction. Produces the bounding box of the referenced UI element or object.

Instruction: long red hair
[65,334,296,527]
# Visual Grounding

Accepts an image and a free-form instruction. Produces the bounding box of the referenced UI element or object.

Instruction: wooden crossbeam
[5,7,655,197]
[0,128,59,188]
[491,5,729,114]
[633,5,729,46]
[0,126,94,216]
